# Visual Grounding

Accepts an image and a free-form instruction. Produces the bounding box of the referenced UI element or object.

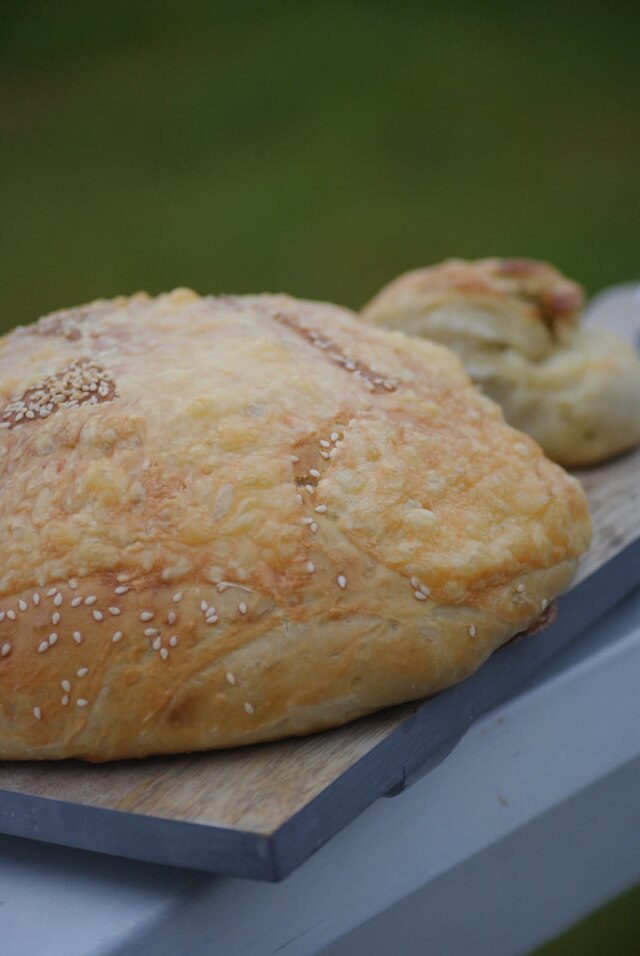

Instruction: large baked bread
[362,258,640,466]
[0,290,590,761]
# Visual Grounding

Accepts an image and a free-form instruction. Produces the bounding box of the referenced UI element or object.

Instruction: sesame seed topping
[206,614,219,624]
[6,609,16,621]
[414,591,427,601]
[92,610,103,621]
[53,592,63,607]
[172,592,183,602]
[72,631,82,644]
[112,631,123,643]
[1,643,11,657]
[541,598,548,611]
[108,607,121,616]
[200,600,208,612]
[32,593,40,606]
[71,596,82,607]
[331,432,339,441]
[337,575,347,589]
[469,625,476,638]
[77,667,88,677]
[309,468,321,479]
[310,522,318,533]
[48,633,58,645]
[116,573,131,583]
[516,584,525,593]
[159,647,169,660]
[320,451,330,459]
[84,595,97,606]
[140,611,154,621]
[238,602,248,615]
[410,576,419,589]
[301,517,314,525]
[315,505,328,514]
[305,484,315,495]
[39,641,50,654]
[152,636,162,650]
[226,672,236,685]
[169,635,178,647]
[114,585,129,595]
[18,600,27,612]
[76,699,88,708]
[290,455,300,463]
[167,611,177,625]
[52,612,61,625]
[306,561,315,573]
[320,440,331,448]
[69,578,78,589]
[61,679,71,692]
[144,627,158,637]
[33,707,42,720]
[0,612,5,623]
[47,588,57,597]
[419,584,430,597]
[295,492,304,503]
[61,695,69,706]
[244,702,254,715]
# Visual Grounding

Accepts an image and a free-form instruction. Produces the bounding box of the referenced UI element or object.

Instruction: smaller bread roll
[362,258,640,467]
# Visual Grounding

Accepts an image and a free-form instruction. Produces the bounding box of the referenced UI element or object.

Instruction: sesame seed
[301,517,314,525]
[62,695,69,706]
[71,596,82,607]
[72,631,82,644]
[38,641,49,653]
[309,468,321,479]
[206,606,217,617]
[18,600,27,612]
[169,635,178,647]
[290,455,300,463]
[516,584,525,593]
[140,611,154,621]
[320,440,331,448]
[61,679,71,692]
[108,607,121,616]
[6,610,16,621]
[172,592,183,603]
[32,593,40,606]
[112,631,123,643]
[48,633,58,645]
[310,522,318,533]
[152,636,162,650]
[159,647,169,660]
[331,432,339,441]
[226,672,236,685]
[200,600,208,612]
[320,451,330,459]
[76,699,88,708]
[144,627,158,637]
[1,643,11,657]
[414,591,427,601]
[84,595,97,606]
[167,611,177,625]
[239,602,248,615]
[419,584,430,597]
[244,702,254,715]
[541,598,548,611]
[305,484,315,494]
[47,588,57,597]
[77,668,88,677]
[52,612,61,625]
[315,505,327,514]
[410,576,419,589]
[114,585,129,595]
[306,561,315,573]
[469,625,476,638]
[206,614,219,624]
[0,612,5,623]
[53,592,63,607]
[337,575,347,589]
[92,610,103,621]
[33,707,42,720]
[295,493,304,503]
[69,578,78,589]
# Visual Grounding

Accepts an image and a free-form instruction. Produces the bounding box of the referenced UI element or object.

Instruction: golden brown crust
[0,290,591,760]
[362,258,640,466]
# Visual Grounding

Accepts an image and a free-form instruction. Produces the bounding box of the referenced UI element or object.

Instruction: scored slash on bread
[0,289,590,760]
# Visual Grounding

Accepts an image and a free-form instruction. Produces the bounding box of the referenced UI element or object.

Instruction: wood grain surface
[0,443,638,837]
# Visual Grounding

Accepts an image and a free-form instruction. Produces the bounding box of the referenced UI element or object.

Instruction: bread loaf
[362,258,640,466]
[0,290,591,760]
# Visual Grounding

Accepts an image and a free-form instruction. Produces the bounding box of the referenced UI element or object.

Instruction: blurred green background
[1,0,639,334]
[1,2,639,950]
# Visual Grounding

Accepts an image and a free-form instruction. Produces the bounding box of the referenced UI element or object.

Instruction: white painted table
[1,587,639,956]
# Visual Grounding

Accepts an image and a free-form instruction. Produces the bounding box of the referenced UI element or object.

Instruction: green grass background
[1,2,639,949]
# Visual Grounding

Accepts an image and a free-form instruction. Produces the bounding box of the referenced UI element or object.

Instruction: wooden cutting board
[1,296,639,882]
